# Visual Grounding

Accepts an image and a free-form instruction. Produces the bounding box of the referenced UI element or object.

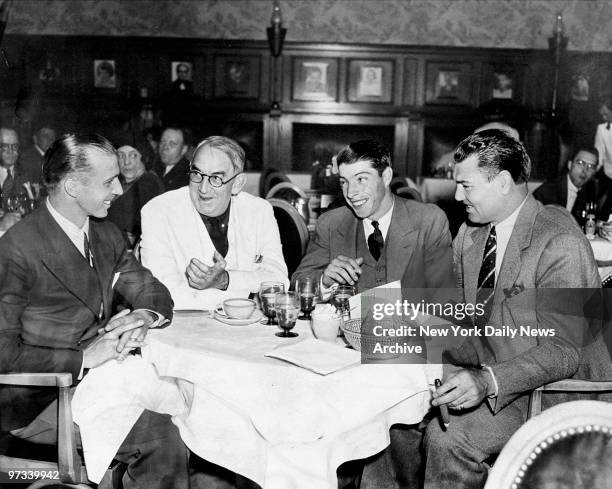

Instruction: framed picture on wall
[426,61,472,105]
[93,59,116,89]
[480,64,522,105]
[170,61,194,94]
[292,58,338,101]
[213,55,260,99]
[347,59,393,103]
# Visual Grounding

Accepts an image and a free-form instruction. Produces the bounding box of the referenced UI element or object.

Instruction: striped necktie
[475,226,496,327]
[84,232,93,267]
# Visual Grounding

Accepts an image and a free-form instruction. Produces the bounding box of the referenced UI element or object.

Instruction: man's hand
[322,256,363,287]
[82,332,144,369]
[186,251,229,290]
[430,368,493,411]
[103,309,155,353]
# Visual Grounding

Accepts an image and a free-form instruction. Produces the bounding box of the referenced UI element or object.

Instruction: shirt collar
[494,194,528,234]
[365,199,394,228]
[567,174,579,194]
[46,197,90,237]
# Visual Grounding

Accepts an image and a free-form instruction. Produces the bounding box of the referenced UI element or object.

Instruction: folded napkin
[265,339,360,375]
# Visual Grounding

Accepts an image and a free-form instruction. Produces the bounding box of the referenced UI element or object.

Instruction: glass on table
[294,276,318,320]
[274,291,300,338]
[333,285,355,319]
[259,281,285,325]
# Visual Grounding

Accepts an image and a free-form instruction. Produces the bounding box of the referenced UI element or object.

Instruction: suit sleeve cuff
[480,363,499,398]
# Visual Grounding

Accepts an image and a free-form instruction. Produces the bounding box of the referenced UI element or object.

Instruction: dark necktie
[3,169,13,191]
[84,232,93,267]
[607,122,611,130]
[475,226,496,327]
[207,217,229,258]
[367,221,384,261]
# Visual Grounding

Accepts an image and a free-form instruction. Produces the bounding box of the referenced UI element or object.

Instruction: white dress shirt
[362,200,394,244]
[0,166,13,188]
[46,198,91,263]
[566,175,579,212]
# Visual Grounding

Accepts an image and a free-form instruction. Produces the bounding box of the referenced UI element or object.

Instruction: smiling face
[117,145,146,184]
[568,150,598,188]
[72,148,123,220]
[338,159,393,220]
[188,146,244,217]
[454,154,506,225]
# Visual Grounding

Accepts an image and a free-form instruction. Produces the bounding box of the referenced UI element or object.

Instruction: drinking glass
[274,292,300,338]
[295,276,318,320]
[333,285,355,318]
[259,281,285,325]
[5,196,21,214]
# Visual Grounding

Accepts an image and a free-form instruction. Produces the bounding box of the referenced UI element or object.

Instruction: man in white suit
[141,136,288,310]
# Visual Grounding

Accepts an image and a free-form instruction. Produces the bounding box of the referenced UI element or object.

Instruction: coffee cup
[222,298,256,319]
[311,308,341,342]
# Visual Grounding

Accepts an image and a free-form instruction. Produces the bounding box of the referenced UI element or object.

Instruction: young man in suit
[422,129,612,489]
[141,135,288,310]
[293,139,454,292]
[532,146,598,219]
[0,133,193,489]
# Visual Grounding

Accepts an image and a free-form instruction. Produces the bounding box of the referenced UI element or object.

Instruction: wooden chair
[0,373,122,488]
[259,169,289,197]
[268,198,309,277]
[485,400,612,489]
[528,378,612,418]
[395,186,423,202]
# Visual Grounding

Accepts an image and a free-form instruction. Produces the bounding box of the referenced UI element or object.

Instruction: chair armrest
[529,379,612,418]
[0,372,73,387]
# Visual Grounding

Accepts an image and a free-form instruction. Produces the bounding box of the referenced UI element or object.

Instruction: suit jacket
[141,188,288,310]
[0,164,30,206]
[0,205,173,430]
[532,173,594,220]
[452,194,612,414]
[155,157,190,191]
[292,196,455,291]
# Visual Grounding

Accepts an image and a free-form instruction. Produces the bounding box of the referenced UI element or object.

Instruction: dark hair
[573,146,599,161]
[161,126,192,147]
[599,95,612,110]
[453,129,530,183]
[192,136,245,173]
[42,133,117,190]
[336,139,392,176]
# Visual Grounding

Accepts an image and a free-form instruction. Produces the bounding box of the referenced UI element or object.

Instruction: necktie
[84,232,93,267]
[367,221,384,261]
[474,226,496,327]
[607,122,610,130]
[3,169,13,191]
[207,217,228,257]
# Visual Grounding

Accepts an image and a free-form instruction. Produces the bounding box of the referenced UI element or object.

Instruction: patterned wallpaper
[5,0,612,52]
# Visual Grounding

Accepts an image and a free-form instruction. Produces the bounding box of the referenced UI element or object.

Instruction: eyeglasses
[0,143,19,152]
[188,167,242,188]
[119,151,140,162]
[574,159,597,171]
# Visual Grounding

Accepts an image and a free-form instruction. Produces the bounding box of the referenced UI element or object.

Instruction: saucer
[213,306,264,326]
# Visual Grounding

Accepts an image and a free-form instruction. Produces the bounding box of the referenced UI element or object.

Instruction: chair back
[260,169,289,197]
[395,186,423,202]
[266,183,310,223]
[268,198,309,277]
[485,400,612,489]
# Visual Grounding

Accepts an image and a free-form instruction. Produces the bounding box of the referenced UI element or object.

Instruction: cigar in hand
[435,378,450,430]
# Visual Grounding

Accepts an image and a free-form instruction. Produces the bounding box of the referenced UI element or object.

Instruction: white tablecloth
[589,236,612,280]
[73,313,439,489]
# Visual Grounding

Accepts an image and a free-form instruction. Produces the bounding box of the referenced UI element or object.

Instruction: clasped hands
[431,368,494,412]
[186,251,229,290]
[83,309,155,369]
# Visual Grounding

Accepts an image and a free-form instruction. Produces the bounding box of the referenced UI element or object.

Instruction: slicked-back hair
[336,139,392,176]
[573,146,599,161]
[42,133,118,190]
[192,136,245,173]
[453,129,531,183]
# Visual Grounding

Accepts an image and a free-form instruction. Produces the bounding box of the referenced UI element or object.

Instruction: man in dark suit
[155,126,190,191]
[293,139,454,292]
[532,146,598,221]
[0,126,31,207]
[19,124,57,185]
[0,134,193,489]
[421,130,612,489]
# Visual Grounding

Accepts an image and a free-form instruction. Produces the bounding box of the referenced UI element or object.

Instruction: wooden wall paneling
[402,57,418,107]
[407,118,424,179]
[393,117,410,177]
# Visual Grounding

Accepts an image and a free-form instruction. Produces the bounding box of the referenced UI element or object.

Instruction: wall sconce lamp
[548,12,568,119]
[267,0,287,57]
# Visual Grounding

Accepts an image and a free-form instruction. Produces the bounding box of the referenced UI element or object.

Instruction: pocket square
[112,272,121,288]
[254,254,263,263]
[503,283,524,299]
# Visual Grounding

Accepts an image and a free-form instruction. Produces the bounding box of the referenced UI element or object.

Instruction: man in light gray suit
[423,129,612,488]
